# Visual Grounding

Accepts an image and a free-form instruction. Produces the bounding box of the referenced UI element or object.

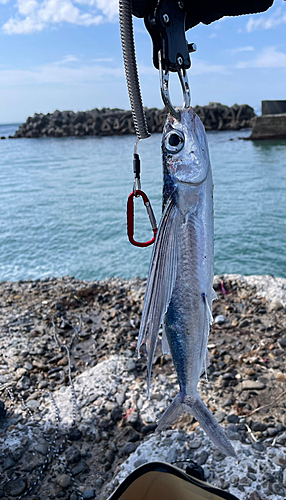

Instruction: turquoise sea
[0,123,286,282]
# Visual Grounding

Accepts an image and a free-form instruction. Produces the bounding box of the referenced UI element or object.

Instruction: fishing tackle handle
[127,190,157,247]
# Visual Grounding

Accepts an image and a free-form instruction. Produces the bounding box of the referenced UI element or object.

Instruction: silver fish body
[137,108,236,457]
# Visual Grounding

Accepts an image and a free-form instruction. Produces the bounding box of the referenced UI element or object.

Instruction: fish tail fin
[157,392,236,458]
[156,394,184,431]
[185,394,236,457]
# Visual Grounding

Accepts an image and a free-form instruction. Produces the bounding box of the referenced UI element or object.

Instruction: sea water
[0,124,285,281]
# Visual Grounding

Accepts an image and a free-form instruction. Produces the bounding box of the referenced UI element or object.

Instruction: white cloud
[1,0,117,34]
[75,0,118,22]
[236,47,286,69]
[191,59,228,75]
[0,60,124,85]
[51,54,81,65]
[92,57,114,62]
[0,54,229,89]
[231,46,254,54]
[246,6,286,32]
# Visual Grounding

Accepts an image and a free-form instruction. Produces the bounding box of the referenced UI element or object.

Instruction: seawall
[11,103,255,138]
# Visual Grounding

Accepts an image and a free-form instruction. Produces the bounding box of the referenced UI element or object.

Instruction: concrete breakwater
[12,103,255,138]
[249,113,286,140]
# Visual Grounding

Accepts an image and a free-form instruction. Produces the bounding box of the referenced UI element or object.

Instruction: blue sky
[0,0,285,123]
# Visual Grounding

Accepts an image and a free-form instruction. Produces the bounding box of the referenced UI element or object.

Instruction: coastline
[0,273,286,499]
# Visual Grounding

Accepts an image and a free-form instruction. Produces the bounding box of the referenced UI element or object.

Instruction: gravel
[0,274,285,499]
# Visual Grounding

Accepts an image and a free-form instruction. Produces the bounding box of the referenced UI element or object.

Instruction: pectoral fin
[137,192,180,396]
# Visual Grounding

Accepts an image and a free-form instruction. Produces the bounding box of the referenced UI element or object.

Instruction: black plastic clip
[144,0,190,72]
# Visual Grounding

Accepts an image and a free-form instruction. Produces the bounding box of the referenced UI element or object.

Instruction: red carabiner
[127,190,157,247]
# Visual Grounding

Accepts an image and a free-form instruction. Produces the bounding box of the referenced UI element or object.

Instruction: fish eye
[164,130,184,154]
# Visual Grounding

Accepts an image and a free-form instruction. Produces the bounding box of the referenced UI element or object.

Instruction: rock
[71,461,88,476]
[276,432,286,445]
[204,467,211,480]
[227,423,238,432]
[34,443,48,455]
[214,411,225,423]
[241,380,266,390]
[240,476,250,486]
[249,492,261,500]
[4,478,26,497]
[38,380,49,388]
[111,407,123,422]
[252,442,266,452]
[188,439,202,449]
[126,359,136,371]
[15,367,27,379]
[13,104,254,139]
[1,274,286,499]
[120,442,137,455]
[24,362,33,370]
[95,478,104,488]
[11,447,25,461]
[106,450,115,463]
[68,428,82,441]
[268,300,283,311]
[275,373,286,382]
[227,430,241,441]
[227,414,239,424]
[222,397,233,407]
[105,401,117,412]
[141,424,157,435]
[247,472,257,481]
[3,457,15,470]
[213,450,226,461]
[219,479,230,490]
[16,375,31,389]
[83,490,96,499]
[134,458,148,468]
[56,474,72,489]
[214,315,226,325]
[26,399,40,409]
[271,482,285,495]
[115,391,126,406]
[239,319,250,328]
[66,447,82,464]
[195,450,209,465]
[229,475,239,487]
[267,426,279,437]
[273,455,286,467]
[278,337,286,348]
[251,422,267,432]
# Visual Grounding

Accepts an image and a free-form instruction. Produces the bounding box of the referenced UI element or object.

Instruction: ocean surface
[1,123,286,282]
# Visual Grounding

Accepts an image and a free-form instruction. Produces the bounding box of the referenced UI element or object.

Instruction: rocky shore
[10,103,255,139]
[0,274,286,500]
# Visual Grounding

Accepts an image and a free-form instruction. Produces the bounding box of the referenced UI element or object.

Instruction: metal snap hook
[159,49,192,120]
[127,190,157,247]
